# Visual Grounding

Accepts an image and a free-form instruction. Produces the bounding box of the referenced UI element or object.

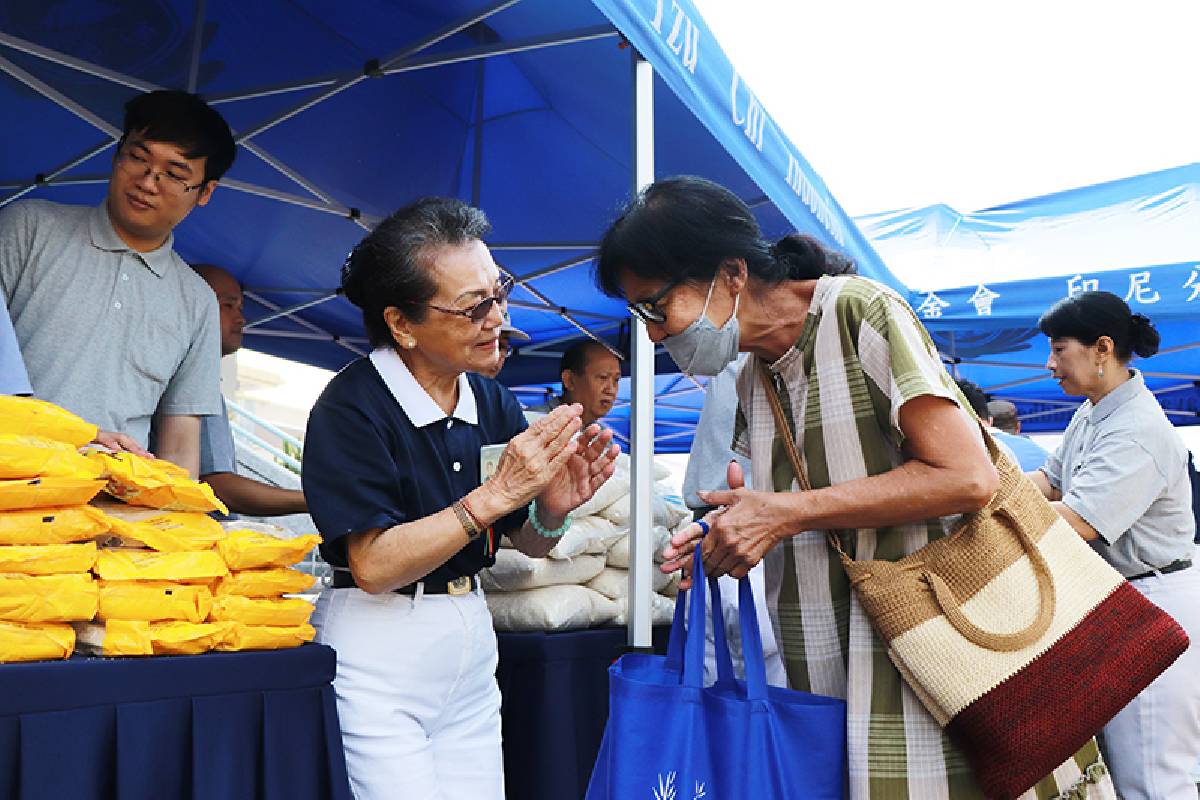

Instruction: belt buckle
[447,576,471,596]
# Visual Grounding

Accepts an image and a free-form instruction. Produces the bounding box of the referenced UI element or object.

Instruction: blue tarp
[858,164,1200,432]
[0,0,897,452]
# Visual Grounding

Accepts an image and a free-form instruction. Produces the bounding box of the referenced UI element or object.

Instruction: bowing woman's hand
[660,461,791,589]
[536,423,620,518]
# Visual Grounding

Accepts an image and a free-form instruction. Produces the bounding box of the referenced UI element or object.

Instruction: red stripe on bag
[946,581,1189,800]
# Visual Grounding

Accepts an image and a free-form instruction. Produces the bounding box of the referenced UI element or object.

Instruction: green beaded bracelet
[528,499,571,539]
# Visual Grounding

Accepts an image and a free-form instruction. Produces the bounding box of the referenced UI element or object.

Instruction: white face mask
[661,275,741,376]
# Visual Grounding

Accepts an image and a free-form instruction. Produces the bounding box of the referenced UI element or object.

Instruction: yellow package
[74,620,153,656]
[0,505,111,545]
[102,513,227,553]
[0,478,107,512]
[0,620,75,662]
[98,581,213,623]
[0,395,98,448]
[94,547,228,583]
[214,568,317,597]
[208,595,314,627]
[85,450,228,514]
[147,621,224,655]
[74,619,224,656]
[0,573,99,623]
[216,529,322,570]
[0,435,105,481]
[215,622,315,652]
[0,541,97,575]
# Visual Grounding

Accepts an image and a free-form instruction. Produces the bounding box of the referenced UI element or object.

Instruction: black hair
[955,378,991,420]
[1037,291,1159,361]
[121,90,236,185]
[595,175,856,298]
[560,340,616,377]
[341,197,492,348]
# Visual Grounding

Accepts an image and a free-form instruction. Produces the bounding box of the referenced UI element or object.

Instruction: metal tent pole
[627,49,655,650]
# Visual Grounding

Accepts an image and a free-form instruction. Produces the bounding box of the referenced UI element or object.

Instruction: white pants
[1101,559,1200,800]
[312,585,504,800]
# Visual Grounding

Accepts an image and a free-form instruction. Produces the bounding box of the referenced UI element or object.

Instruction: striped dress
[732,275,1115,799]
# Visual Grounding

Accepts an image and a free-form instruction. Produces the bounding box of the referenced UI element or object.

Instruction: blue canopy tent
[858,164,1200,432]
[1,0,898,643]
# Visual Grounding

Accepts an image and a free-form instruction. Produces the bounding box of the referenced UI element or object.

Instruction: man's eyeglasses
[627,280,679,325]
[116,147,207,196]
[428,276,515,324]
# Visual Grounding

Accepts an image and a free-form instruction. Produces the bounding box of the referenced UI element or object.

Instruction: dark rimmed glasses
[115,145,207,196]
[428,275,515,324]
[627,280,680,324]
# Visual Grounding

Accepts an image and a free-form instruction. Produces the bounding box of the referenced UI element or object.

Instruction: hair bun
[1129,312,1160,358]
[340,248,366,309]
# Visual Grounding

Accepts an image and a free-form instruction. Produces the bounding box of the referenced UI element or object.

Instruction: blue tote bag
[586,545,846,799]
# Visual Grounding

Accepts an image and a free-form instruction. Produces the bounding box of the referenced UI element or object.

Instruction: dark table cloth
[496,624,670,800]
[0,643,351,800]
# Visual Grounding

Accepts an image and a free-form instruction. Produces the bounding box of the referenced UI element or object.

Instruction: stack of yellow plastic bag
[0,399,109,663]
[80,504,230,657]
[74,462,232,657]
[210,524,321,651]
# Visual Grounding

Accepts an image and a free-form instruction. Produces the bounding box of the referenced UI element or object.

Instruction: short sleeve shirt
[1041,370,1195,577]
[199,396,237,476]
[0,299,30,395]
[302,348,529,578]
[0,200,222,446]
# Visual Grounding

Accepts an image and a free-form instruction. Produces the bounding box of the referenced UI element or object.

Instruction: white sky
[692,0,1200,216]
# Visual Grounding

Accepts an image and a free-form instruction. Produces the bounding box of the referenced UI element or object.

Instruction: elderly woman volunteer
[1030,291,1199,800]
[303,198,619,800]
[594,175,1116,799]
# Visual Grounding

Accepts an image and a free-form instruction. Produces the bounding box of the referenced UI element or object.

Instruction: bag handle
[707,577,737,686]
[758,362,1056,653]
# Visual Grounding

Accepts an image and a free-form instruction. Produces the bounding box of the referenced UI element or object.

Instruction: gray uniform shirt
[0,200,221,446]
[0,299,30,395]
[199,395,237,476]
[1041,370,1195,577]
[682,354,751,509]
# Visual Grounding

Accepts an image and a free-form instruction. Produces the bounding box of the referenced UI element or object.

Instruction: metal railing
[223,396,329,585]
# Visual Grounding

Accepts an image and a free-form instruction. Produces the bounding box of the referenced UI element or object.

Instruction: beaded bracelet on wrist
[528,498,571,539]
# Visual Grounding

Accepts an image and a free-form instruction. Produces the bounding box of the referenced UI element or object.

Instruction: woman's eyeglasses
[428,276,515,324]
[627,280,679,325]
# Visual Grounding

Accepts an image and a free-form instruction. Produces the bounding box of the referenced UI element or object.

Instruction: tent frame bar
[245,290,365,356]
[233,0,522,145]
[186,0,208,93]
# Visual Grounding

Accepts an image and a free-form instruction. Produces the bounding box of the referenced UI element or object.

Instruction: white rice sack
[571,470,630,519]
[486,585,618,632]
[480,550,605,593]
[613,592,676,626]
[597,494,677,528]
[610,452,670,482]
[547,516,626,560]
[585,566,672,600]
[659,570,681,598]
[606,526,672,568]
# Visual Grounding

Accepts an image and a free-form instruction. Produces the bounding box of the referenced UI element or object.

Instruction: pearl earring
[1097,365,1104,378]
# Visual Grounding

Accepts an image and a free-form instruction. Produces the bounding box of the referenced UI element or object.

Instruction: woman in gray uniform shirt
[1029,291,1199,800]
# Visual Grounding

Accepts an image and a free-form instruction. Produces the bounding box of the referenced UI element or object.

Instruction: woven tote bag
[760,365,1189,799]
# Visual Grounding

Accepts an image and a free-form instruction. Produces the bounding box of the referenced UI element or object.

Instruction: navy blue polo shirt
[302,348,528,582]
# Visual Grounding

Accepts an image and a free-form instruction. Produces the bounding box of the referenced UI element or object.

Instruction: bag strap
[758,361,1056,652]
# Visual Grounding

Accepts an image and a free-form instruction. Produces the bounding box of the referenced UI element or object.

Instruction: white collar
[369,347,478,427]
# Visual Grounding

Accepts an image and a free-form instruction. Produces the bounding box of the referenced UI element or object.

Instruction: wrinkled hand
[92,430,152,458]
[537,423,620,518]
[482,404,584,513]
[660,461,793,589]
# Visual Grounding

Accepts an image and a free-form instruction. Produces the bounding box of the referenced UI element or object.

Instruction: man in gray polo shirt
[193,264,307,517]
[0,90,235,476]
